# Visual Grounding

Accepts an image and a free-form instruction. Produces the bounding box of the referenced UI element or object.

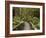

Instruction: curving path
[24,22,31,30]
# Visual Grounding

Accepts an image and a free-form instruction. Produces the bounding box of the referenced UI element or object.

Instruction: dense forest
[13,7,40,31]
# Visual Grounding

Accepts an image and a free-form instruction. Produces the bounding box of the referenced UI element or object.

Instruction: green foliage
[13,8,40,30]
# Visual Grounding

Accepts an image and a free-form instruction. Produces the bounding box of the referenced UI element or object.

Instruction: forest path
[24,22,31,30]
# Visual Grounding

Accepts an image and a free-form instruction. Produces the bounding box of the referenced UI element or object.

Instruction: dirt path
[24,22,31,30]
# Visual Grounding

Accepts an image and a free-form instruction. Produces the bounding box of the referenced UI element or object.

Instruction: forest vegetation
[13,7,40,30]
